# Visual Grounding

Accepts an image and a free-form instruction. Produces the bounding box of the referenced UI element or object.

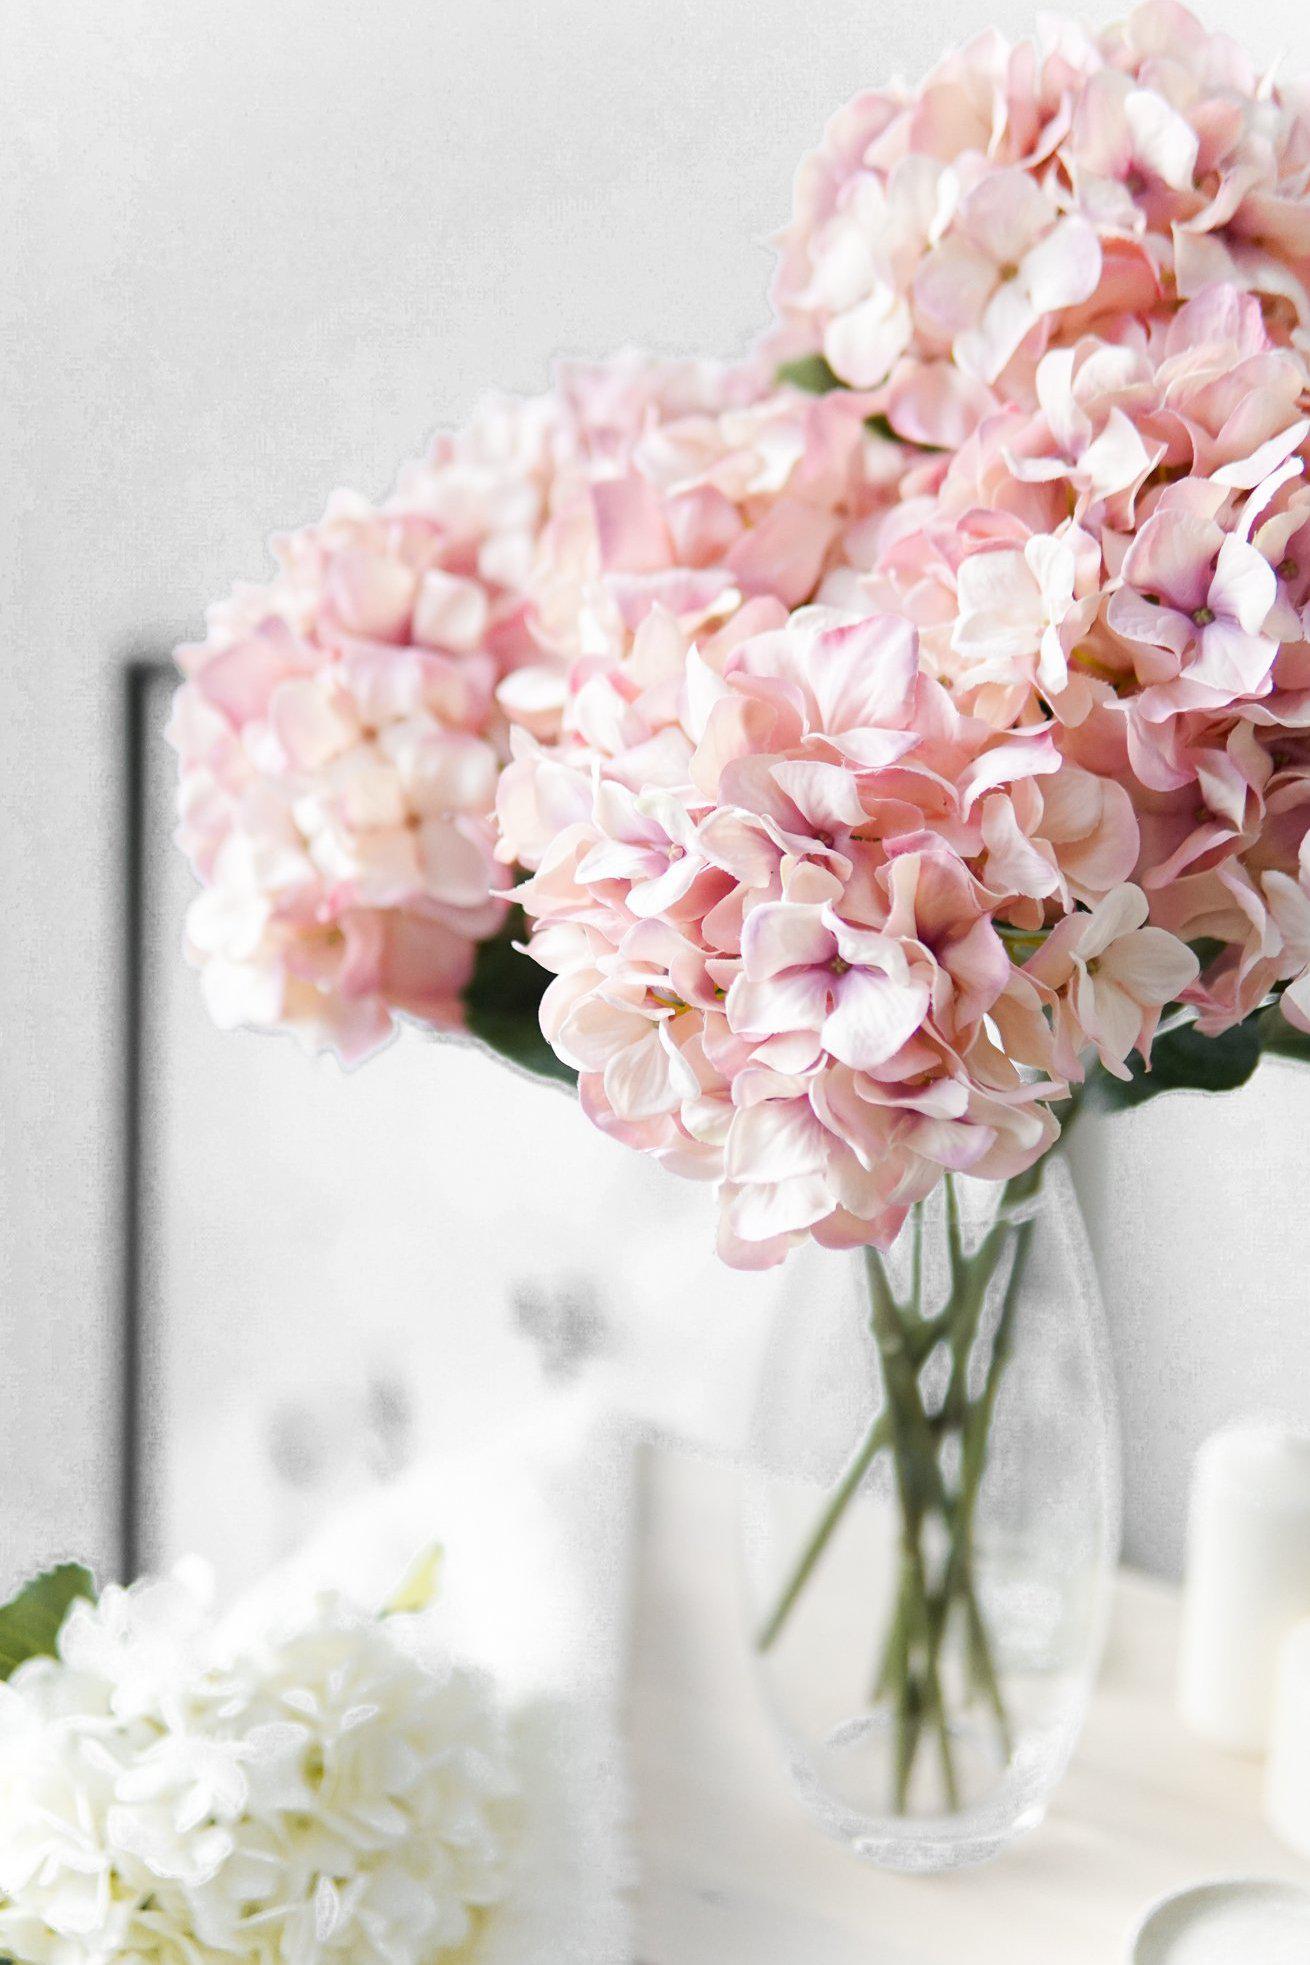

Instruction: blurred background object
[4,0,1310,1597]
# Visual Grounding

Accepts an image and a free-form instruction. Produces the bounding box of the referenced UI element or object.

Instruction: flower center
[648,985,687,1013]
[997,261,1020,283]
[830,955,851,976]
[1191,605,1215,627]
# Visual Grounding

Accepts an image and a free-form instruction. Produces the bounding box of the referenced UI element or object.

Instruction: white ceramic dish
[1130,1878,1310,1963]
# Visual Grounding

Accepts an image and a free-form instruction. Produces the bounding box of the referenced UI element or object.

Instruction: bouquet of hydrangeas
[169,0,1310,1836]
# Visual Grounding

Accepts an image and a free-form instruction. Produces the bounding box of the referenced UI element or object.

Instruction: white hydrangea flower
[0,1566,521,1963]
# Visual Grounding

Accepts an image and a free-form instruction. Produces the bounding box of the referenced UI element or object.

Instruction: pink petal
[325,550,417,642]
[1099,927,1199,1006]
[1208,536,1277,636]
[964,169,1055,263]
[727,501,835,608]
[1192,620,1277,697]
[822,969,930,1068]
[740,901,836,981]
[1079,882,1149,960]
[823,286,912,388]
[885,359,996,448]
[726,1172,833,1242]
[727,969,832,1038]
[956,279,1038,384]
[604,1028,683,1120]
[1124,87,1198,190]
[809,615,920,732]
[416,818,494,908]
[1121,510,1218,614]
[913,235,998,339]
[590,475,672,574]
[411,570,490,652]
[270,680,358,770]
[1088,973,1146,1069]
[1021,215,1101,314]
[725,1097,828,1181]
[1105,588,1194,660]
[960,732,1060,813]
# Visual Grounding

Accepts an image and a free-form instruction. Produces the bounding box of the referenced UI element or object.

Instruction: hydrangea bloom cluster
[496,0,1310,1265]
[172,356,885,1062]
[171,392,570,1063]
[0,1567,519,1963]
[177,0,1310,1266]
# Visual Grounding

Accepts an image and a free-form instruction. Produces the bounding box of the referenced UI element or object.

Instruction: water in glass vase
[741,1156,1120,1872]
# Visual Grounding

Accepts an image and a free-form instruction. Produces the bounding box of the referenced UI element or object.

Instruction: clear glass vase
[741,1155,1120,1872]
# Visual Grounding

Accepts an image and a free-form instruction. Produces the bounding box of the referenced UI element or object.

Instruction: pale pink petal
[1192,620,1276,697]
[913,236,999,338]
[1121,511,1217,614]
[1088,973,1146,1072]
[269,680,359,771]
[725,1097,828,1181]
[416,818,496,908]
[325,550,418,641]
[1208,536,1277,636]
[1099,927,1200,1006]
[591,474,673,574]
[727,970,832,1037]
[965,170,1055,261]
[1079,882,1149,960]
[957,281,1038,383]
[726,1172,833,1241]
[604,1028,680,1120]
[822,969,930,1068]
[1124,87,1198,188]
[412,570,491,652]
[740,901,836,981]
[823,286,913,387]
[808,614,920,732]
[1021,215,1101,315]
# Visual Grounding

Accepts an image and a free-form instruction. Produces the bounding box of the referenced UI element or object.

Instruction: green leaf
[462,905,578,1089]
[1088,1016,1263,1112]
[1256,999,1310,1067]
[776,353,844,395]
[382,1542,444,1617]
[0,1563,96,1680]
[1187,936,1229,973]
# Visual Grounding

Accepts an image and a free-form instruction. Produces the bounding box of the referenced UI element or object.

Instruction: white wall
[4,0,1310,1591]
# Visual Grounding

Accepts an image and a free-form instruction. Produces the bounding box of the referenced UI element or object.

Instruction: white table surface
[630,1441,1310,1965]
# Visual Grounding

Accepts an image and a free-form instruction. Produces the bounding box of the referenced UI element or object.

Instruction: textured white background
[3,0,1310,1592]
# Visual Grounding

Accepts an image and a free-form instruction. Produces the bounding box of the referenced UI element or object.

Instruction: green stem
[754,1409,893,1650]
[864,1247,960,1809]
[756,1161,1049,1816]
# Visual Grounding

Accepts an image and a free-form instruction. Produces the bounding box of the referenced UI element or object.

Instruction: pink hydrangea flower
[174,352,892,1064]
[501,607,1080,1267]
[772,0,1310,438]
[175,0,1310,1270]
[494,3,1310,1263]
[171,389,569,1062]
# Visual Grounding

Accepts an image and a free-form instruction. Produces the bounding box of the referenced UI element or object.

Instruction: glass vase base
[847,1815,1046,1875]
[786,1707,1051,1871]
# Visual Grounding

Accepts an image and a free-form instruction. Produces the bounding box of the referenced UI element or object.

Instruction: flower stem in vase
[756,1167,1042,1816]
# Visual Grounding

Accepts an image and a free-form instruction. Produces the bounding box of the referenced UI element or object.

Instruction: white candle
[1178,1425,1310,1753]
[1265,1619,1310,1858]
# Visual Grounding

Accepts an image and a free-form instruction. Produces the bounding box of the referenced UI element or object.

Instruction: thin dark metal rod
[117,660,164,1582]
